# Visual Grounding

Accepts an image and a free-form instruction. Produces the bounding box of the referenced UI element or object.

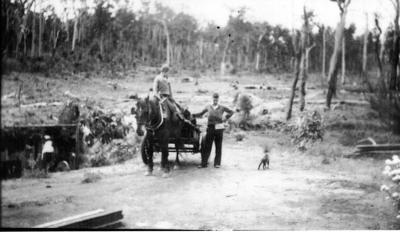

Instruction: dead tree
[389,0,400,90]
[38,13,43,57]
[286,7,314,120]
[72,12,79,52]
[300,43,316,111]
[299,8,315,112]
[15,0,35,58]
[322,25,327,79]
[30,2,36,57]
[255,31,268,72]
[220,34,231,75]
[50,18,60,58]
[199,36,204,68]
[157,19,171,65]
[373,15,383,79]
[286,30,302,121]
[326,0,351,109]
[362,13,368,77]
[341,36,346,85]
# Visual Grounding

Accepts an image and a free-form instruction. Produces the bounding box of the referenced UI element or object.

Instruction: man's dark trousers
[201,125,223,166]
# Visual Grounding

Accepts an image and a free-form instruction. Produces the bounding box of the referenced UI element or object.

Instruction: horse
[136,95,185,177]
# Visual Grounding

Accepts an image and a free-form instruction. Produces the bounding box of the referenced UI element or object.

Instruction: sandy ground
[1,71,399,229]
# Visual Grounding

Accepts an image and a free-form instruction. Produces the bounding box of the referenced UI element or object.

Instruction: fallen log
[293,99,369,106]
[20,102,63,108]
[346,143,400,158]
[34,209,123,229]
[356,144,400,152]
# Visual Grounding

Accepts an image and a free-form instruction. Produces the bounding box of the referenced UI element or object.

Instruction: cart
[140,122,205,164]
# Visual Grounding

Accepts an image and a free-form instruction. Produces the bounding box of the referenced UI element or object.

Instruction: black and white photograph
[1,0,400,230]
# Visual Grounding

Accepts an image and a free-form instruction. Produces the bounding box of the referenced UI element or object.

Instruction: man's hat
[44,135,51,140]
[213,93,219,98]
[161,64,169,72]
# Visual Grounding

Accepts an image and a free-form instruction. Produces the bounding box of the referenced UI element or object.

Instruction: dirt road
[1,130,397,230]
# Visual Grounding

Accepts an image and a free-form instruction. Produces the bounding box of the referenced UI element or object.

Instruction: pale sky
[46,0,398,35]
[140,0,396,35]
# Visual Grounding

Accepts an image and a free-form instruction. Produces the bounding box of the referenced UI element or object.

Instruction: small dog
[258,146,270,170]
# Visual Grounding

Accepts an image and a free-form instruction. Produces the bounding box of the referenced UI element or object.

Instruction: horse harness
[144,96,164,133]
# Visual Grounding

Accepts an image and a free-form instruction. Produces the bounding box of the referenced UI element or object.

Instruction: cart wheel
[141,134,150,165]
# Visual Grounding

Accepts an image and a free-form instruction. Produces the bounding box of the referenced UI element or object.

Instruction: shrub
[368,79,400,134]
[90,154,110,167]
[234,132,246,141]
[23,169,50,179]
[381,155,400,219]
[290,110,324,150]
[338,130,366,147]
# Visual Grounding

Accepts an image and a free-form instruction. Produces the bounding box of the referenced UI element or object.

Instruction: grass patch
[22,169,50,179]
[81,171,102,184]
[304,143,347,159]
[338,129,400,147]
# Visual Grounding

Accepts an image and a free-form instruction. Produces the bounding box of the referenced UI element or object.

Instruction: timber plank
[356,144,400,151]
[34,209,123,229]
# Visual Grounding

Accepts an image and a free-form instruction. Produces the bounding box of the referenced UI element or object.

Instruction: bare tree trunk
[159,20,170,65]
[38,13,43,57]
[326,0,351,109]
[305,44,315,74]
[362,13,368,77]
[237,51,241,68]
[51,29,60,58]
[373,16,384,79]
[255,32,267,71]
[300,43,316,111]
[72,13,79,52]
[221,36,231,75]
[24,34,27,55]
[31,6,36,57]
[100,34,104,58]
[15,1,34,58]
[245,34,250,68]
[65,17,69,42]
[199,36,203,67]
[322,26,326,78]
[341,37,346,85]
[286,32,302,121]
[298,54,307,112]
[389,0,400,90]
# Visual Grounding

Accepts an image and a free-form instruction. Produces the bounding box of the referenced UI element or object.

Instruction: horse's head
[136,96,162,136]
[135,97,150,136]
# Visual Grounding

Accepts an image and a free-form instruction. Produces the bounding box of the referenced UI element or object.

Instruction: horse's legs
[160,140,170,177]
[175,146,180,165]
[174,140,181,170]
[145,135,154,176]
[147,147,154,175]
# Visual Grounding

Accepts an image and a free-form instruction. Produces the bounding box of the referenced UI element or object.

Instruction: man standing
[193,93,234,168]
[41,135,55,174]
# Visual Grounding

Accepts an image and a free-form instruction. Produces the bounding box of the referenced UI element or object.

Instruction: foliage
[291,110,324,149]
[23,169,50,179]
[90,153,110,167]
[2,0,371,74]
[381,155,400,219]
[369,79,400,134]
